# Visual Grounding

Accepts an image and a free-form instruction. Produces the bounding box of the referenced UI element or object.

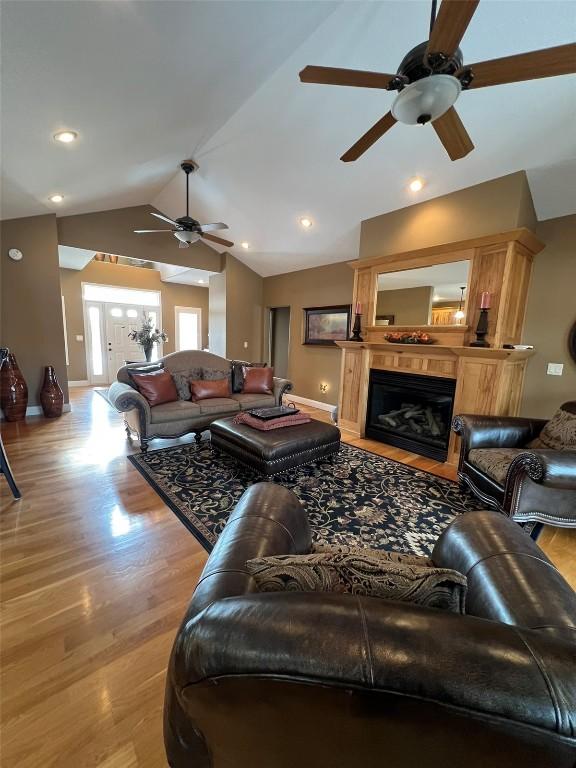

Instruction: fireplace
[366,369,456,461]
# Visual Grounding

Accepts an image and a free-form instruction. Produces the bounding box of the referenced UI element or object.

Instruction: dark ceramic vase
[0,353,28,422]
[143,344,153,362]
[40,366,64,418]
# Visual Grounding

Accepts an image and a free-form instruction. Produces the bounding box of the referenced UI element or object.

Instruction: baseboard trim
[68,380,89,387]
[1,403,72,420]
[283,394,336,413]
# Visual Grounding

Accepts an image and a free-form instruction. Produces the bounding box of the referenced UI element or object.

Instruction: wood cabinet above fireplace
[337,228,543,464]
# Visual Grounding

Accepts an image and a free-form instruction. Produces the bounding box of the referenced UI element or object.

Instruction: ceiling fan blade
[461,43,576,89]
[151,211,179,226]
[340,112,397,162]
[202,232,234,248]
[134,229,173,233]
[432,107,474,160]
[427,0,479,58]
[178,241,190,249]
[200,222,228,232]
[299,65,397,90]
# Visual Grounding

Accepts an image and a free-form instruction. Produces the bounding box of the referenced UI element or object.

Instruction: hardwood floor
[1,388,574,767]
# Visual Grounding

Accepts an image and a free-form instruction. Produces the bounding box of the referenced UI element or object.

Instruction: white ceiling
[378,260,470,301]
[3,1,576,277]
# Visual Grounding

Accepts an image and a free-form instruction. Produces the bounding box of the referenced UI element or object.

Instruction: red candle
[480,291,491,309]
[355,302,362,315]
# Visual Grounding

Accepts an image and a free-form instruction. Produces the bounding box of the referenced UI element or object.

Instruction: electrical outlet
[547,363,564,376]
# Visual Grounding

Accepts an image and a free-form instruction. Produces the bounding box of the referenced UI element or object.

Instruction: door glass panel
[110,307,123,317]
[83,284,160,306]
[126,309,138,318]
[178,311,199,351]
[88,306,103,376]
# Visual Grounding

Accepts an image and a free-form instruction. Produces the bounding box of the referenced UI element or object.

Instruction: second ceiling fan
[299,0,576,162]
[134,161,234,249]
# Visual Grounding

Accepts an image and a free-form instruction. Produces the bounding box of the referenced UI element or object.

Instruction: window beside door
[175,307,202,351]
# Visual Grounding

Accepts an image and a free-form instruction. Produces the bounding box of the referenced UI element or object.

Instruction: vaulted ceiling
[2,1,575,276]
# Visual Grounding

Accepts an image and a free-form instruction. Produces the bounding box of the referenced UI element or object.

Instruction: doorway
[82,284,163,384]
[269,307,290,379]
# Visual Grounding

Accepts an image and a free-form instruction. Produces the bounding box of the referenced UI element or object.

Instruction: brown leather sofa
[164,482,576,768]
[452,401,576,529]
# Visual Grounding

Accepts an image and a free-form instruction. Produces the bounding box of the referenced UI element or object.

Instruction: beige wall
[208,271,227,358]
[60,261,209,381]
[224,255,263,361]
[1,214,69,406]
[521,214,576,417]
[57,205,223,272]
[376,286,433,325]
[360,171,536,261]
[263,262,353,404]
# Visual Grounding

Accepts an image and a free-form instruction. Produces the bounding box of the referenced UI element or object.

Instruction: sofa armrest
[108,381,151,423]
[508,450,576,491]
[273,376,292,406]
[452,414,547,453]
[172,591,575,741]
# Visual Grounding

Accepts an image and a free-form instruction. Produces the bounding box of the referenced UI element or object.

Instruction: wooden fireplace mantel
[337,228,543,464]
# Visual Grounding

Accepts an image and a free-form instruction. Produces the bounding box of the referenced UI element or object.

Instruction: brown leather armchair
[452,401,576,529]
[164,482,576,768]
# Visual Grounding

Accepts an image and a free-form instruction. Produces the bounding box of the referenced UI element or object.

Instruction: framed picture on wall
[303,305,351,346]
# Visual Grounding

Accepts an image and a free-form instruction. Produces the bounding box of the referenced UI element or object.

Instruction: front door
[104,305,162,383]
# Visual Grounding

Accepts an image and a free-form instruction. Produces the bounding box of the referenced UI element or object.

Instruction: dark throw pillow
[242,366,274,395]
[172,367,203,401]
[527,406,576,451]
[127,362,163,387]
[246,551,467,614]
[131,370,178,407]
[190,378,230,401]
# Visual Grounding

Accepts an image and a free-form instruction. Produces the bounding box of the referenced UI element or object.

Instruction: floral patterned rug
[128,441,484,556]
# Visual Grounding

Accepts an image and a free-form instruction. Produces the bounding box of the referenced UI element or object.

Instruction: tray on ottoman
[210,416,341,476]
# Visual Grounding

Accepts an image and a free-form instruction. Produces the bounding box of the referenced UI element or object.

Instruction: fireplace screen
[366,369,456,461]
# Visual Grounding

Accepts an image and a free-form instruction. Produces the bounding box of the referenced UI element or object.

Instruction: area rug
[128,441,484,556]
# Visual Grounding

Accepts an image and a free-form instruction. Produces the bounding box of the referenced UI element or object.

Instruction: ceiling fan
[299,0,576,162]
[134,161,234,249]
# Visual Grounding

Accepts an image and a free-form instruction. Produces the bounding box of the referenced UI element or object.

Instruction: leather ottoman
[210,416,341,475]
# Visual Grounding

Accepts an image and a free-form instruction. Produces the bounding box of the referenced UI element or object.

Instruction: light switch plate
[547,363,564,376]
[76,335,83,342]
[243,341,248,349]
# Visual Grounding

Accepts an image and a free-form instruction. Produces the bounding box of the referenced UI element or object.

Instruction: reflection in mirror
[376,261,470,326]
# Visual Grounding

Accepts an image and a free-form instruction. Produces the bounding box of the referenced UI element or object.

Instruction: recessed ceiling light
[53,130,78,144]
[409,177,424,192]
[49,194,64,203]
[198,279,205,284]
[240,241,250,249]
[300,217,313,229]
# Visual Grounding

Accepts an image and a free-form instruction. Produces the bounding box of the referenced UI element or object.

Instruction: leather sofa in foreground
[164,482,576,768]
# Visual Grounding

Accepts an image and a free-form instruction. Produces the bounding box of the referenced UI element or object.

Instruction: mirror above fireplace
[376,260,470,328]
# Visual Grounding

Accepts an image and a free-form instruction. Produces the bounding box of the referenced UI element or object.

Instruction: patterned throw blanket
[233,412,312,431]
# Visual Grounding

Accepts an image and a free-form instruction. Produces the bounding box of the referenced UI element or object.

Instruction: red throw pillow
[190,378,230,401]
[242,367,273,395]
[131,370,178,406]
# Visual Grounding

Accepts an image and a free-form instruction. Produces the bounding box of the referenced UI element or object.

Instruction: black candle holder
[470,308,490,347]
[349,313,363,342]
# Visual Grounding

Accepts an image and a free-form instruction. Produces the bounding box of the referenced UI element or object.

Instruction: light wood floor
[1,388,574,767]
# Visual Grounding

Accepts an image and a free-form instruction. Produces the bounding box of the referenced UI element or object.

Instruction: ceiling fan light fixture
[391,75,461,125]
[174,230,201,244]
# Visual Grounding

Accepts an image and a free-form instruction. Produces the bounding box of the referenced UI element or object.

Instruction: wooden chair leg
[1,437,21,499]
